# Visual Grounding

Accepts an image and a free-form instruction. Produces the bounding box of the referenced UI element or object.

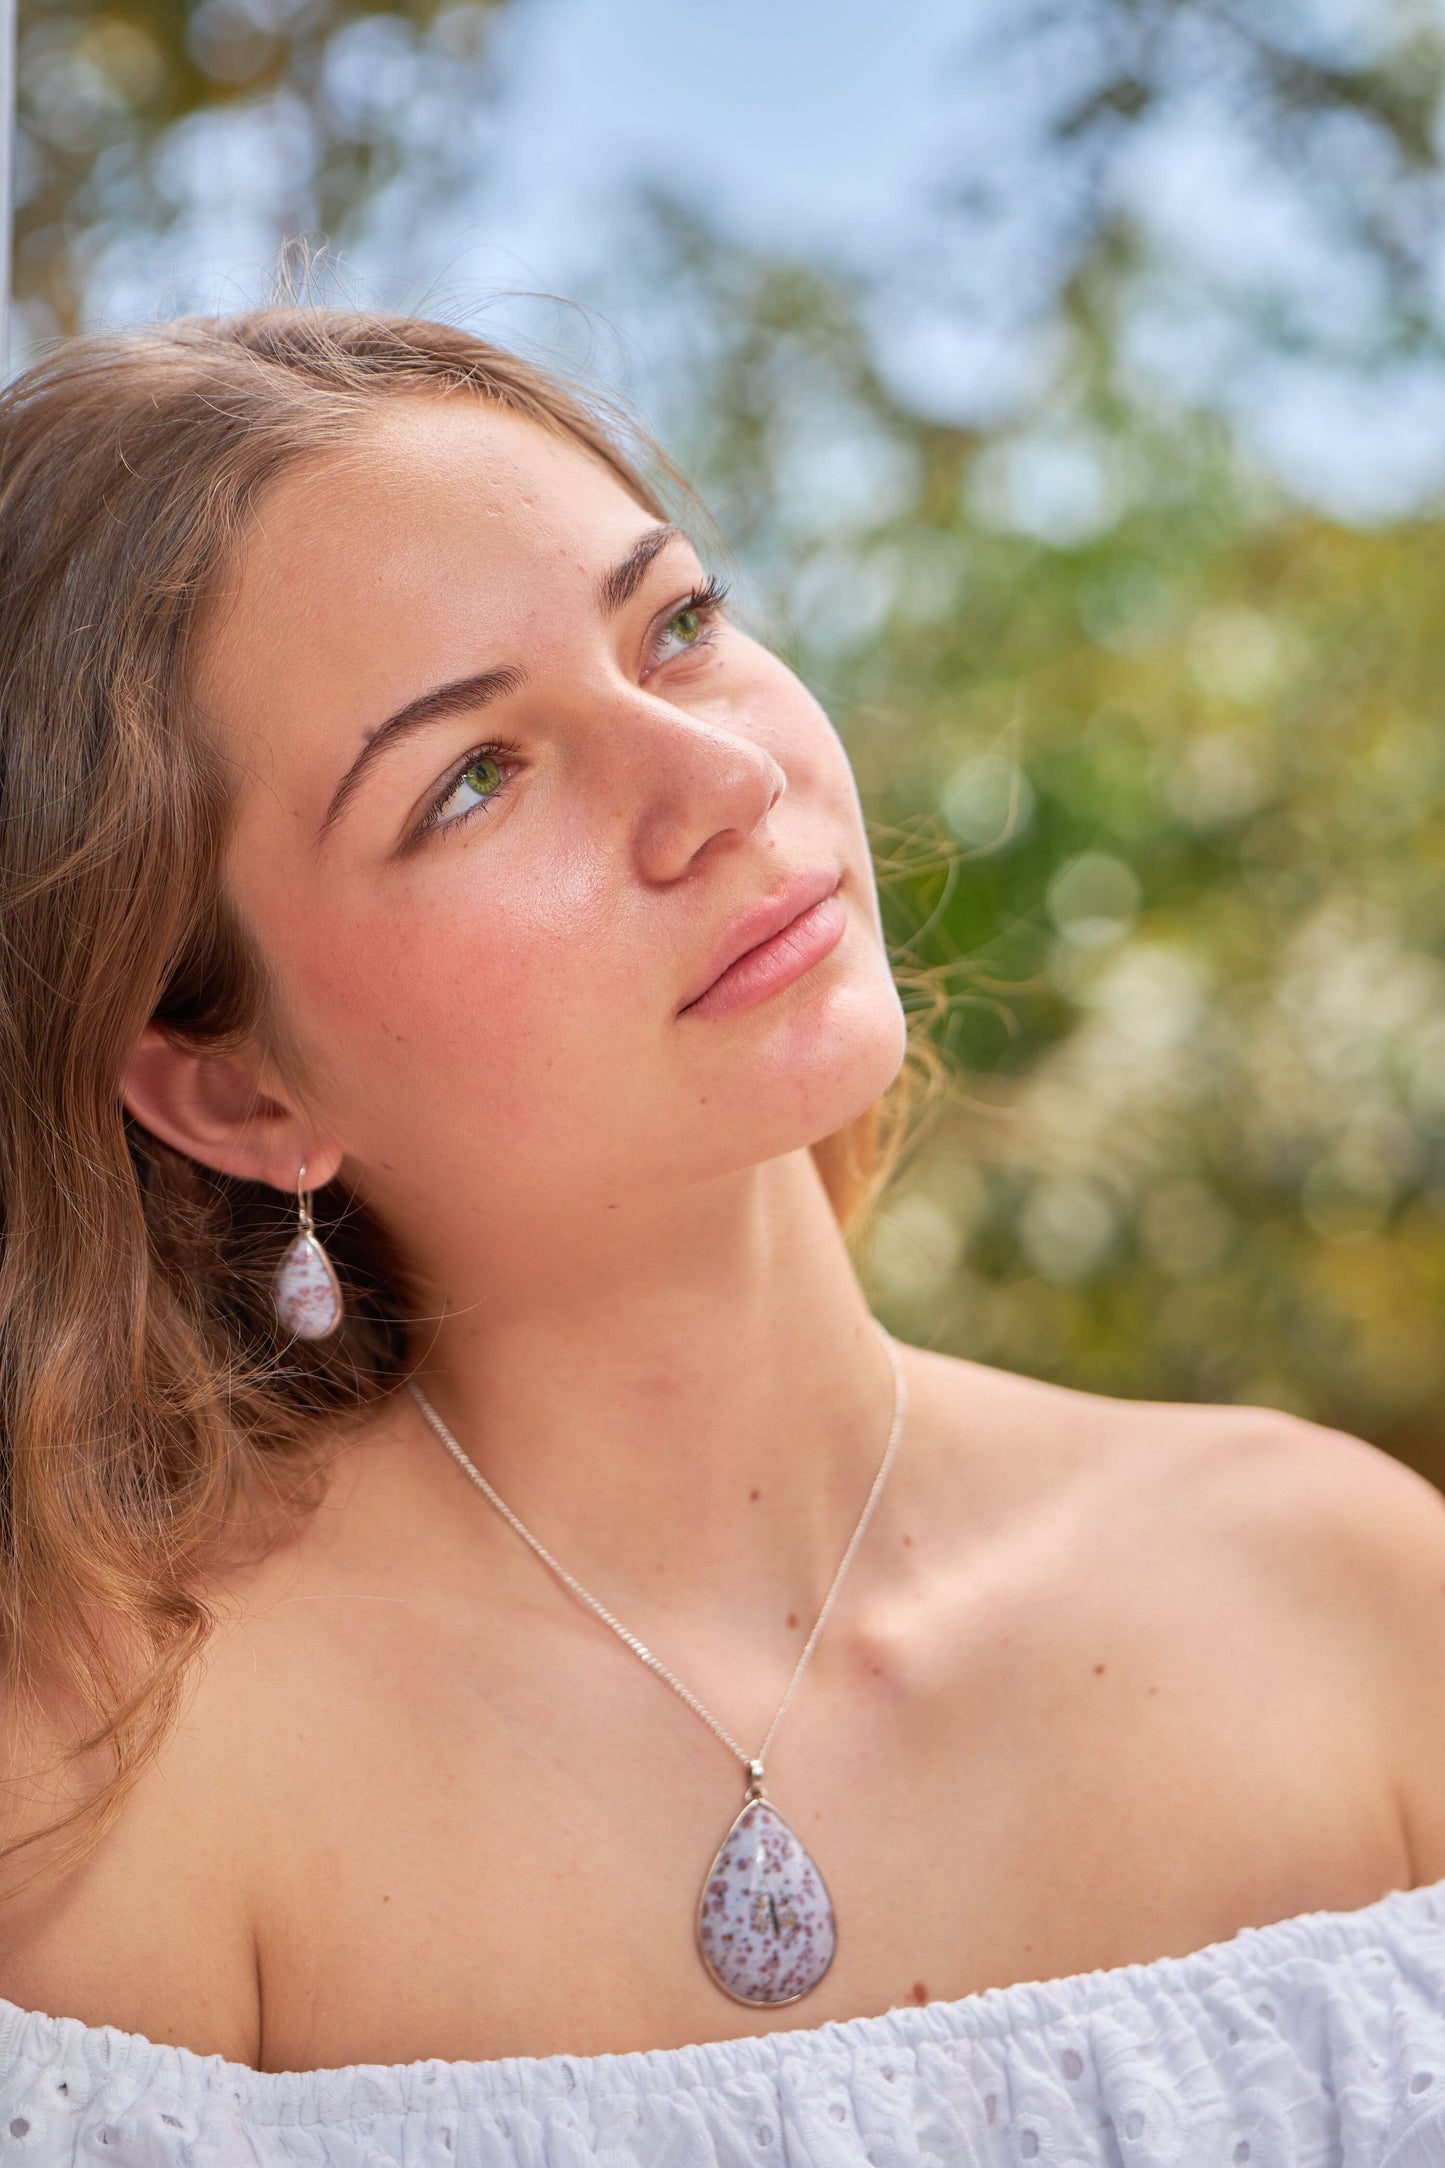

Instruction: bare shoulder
[0,1587,282,2059]
[0,1403,395,2058]
[903,1335,1444,1575]
[901,1338,1445,1874]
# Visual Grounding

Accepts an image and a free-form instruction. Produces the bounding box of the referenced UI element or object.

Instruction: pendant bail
[744,1757,766,1800]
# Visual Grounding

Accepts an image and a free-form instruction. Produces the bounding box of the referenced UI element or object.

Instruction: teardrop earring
[273,1162,344,1340]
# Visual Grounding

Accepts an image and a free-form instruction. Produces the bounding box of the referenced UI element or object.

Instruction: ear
[120,1022,345,1195]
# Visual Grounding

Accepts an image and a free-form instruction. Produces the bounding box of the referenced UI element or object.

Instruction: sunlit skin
[5,397,1445,2071]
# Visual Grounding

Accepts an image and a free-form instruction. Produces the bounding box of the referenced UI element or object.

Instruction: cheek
[756,657,869,832]
[252,850,649,1150]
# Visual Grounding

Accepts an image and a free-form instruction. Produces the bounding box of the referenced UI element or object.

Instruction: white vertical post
[0,0,14,376]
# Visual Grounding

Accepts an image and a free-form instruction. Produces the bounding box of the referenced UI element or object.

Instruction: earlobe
[119,1021,344,1194]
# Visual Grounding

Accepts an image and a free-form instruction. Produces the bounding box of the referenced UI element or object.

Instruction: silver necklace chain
[405,1320,907,1783]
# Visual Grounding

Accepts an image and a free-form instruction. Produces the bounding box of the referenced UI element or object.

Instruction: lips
[678,866,843,1015]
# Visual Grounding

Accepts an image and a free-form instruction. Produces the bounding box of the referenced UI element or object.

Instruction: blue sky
[78,0,1445,525]
[91,0,965,323]
[468,0,964,277]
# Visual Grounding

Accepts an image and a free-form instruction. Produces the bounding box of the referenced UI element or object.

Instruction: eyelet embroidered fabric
[3,1877,1445,2165]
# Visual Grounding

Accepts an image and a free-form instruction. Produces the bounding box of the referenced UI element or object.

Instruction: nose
[622,687,788,885]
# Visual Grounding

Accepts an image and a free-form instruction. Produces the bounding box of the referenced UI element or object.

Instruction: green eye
[651,581,729,669]
[426,745,514,836]
[459,752,504,798]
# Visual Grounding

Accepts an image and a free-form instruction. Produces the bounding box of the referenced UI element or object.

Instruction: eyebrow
[316,524,686,846]
[317,665,526,842]
[595,524,681,615]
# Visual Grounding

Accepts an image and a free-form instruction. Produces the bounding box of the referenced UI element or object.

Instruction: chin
[700,969,911,1173]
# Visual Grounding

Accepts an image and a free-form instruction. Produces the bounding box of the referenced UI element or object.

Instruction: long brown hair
[0,307,940,1885]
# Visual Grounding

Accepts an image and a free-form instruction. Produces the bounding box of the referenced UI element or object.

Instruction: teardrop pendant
[695,1794,837,2006]
[274,1231,343,1340]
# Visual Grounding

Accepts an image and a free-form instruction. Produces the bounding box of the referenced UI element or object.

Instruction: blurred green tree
[638,199,1445,1484]
[12,0,500,338]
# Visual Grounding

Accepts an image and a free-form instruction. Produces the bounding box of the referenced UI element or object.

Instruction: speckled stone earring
[273,1162,344,1340]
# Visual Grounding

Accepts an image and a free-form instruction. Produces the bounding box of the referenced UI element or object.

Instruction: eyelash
[415,577,732,842]
[652,574,730,660]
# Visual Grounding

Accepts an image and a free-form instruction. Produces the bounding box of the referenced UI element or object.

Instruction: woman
[0,309,1443,2166]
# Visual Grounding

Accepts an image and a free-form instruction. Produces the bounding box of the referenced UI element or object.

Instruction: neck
[397,1149,901,1636]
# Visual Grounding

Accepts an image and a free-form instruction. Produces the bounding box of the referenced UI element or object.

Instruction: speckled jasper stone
[696,1797,836,2005]
[274,1232,342,1339]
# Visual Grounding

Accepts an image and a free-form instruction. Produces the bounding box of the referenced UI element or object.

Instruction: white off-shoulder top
[3,1877,1444,2166]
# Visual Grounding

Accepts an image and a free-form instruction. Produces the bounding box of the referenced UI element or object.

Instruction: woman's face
[195,396,906,1266]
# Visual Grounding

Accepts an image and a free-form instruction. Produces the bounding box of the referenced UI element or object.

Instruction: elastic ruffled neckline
[3,1872,1443,2127]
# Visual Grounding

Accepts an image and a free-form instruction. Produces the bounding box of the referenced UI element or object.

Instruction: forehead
[194,397,655,734]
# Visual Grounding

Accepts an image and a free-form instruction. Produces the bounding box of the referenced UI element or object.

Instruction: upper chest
[75,1453,1406,2070]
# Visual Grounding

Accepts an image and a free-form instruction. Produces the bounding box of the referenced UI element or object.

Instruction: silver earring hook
[295,1161,315,1237]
